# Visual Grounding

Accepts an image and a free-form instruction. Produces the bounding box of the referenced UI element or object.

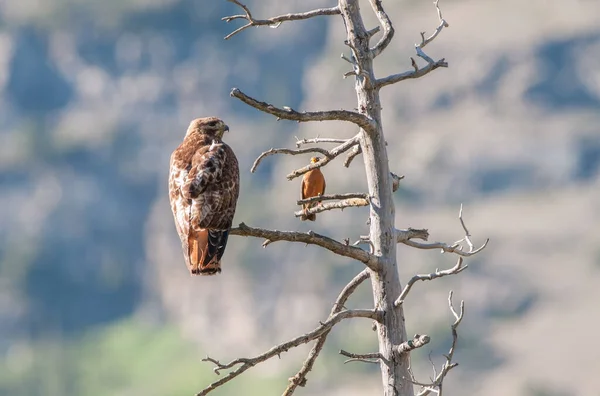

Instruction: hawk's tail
[187,228,230,275]
[301,205,316,221]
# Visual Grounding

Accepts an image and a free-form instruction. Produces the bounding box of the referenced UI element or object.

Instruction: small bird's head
[310,156,321,164]
[186,117,229,139]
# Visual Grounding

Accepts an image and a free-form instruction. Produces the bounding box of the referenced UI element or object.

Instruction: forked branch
[250,136,359,178]
[369,0,394,57]
[231,88,375,132]
[397,204,489,258]
[230,222,379,270]
[375,0,449,88]
[394,257,466,307]
[413,291,464,396]
[283,270,370,395]
[198,309,381,396]
[222,0,340,40]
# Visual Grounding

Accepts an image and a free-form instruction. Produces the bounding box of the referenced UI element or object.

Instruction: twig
[396,205,489,257]
[198,309,380,396]
[294,198,369,218]
[222,0,341,40]
[414,291,464,396]
[375,0,449,88]
[395,228,430,242]
[297,193,369,205]
[394,334,431,355]
[283,270,370,395]
[250,147,331,173]
[368,0,394,57]
[394,257,466,307]
[339,349,382,364]
[230,222,379,270]
[295,137,349,147]
[419,0,449,48]
[286,137,359,180]
[344,145,362,167]
[231,88,375,132]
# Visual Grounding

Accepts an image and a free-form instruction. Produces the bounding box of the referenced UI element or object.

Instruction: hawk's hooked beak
[223,124,230,132]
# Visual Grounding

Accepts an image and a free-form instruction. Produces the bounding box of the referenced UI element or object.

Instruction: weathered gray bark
[339,1,413,395]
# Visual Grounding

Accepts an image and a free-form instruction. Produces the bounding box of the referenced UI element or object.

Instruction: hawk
[168,117,240,275]
[300,156,326,221]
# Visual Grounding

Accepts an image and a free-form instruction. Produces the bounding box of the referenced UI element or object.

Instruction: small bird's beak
[224,125,230,132]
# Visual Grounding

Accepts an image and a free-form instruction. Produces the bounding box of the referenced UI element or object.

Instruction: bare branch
[401,238,488,257]
[396,205,489,258]
[250,137,359,176]
[394,334,431,355]
[394,257,466,307]
[369,0,394,57]
[298,192,369,205]
[295,198,369,218]
[375,0,449,88]
[419,0,450,49]
[198,309,379,396]
[222,0,341,40]
[376,58,448,88]
[295,137,350,147]
[286,137,359,180]
[231,88,375,131]
[230,222,379,270]
[250,147,330,173]
[283,270,370,395]
[339,349,383,364]
[414,292,464,396]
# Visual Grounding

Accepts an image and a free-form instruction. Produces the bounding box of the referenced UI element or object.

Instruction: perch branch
[375,0,449,88]
[295,198,369,218]
[283,270,370,394]
[394,257,466,307]
[295,137,349,147]
[198,309,380,396]
[298,193,369,205]
[339,349,383,364]
[230,222,379,270]
[369,0,394,58]
[397,204,489,257]
[231,88,375,132]
[414,291,464,396]
[222,0,340,40]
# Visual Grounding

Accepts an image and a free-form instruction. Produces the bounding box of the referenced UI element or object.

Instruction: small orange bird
[301,156,326,221]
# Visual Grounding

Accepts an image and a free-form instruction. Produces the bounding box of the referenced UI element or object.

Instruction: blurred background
[0,0,599,395]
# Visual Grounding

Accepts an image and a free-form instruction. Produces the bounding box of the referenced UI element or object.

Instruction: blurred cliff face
[0,0,599,395]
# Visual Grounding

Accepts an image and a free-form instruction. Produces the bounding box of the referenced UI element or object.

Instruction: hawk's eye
[207,121,218,128]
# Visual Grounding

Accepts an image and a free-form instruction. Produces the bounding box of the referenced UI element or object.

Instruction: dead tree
[197,1,488,395]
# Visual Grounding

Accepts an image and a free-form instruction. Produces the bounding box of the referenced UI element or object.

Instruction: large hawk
[169,117,240,275]
[300,156,326,221]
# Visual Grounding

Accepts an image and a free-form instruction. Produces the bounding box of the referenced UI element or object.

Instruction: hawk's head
[186,117,229,139]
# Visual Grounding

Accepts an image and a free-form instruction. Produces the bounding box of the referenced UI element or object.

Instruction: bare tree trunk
[339,1,413,395]
[195,2,486,395]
